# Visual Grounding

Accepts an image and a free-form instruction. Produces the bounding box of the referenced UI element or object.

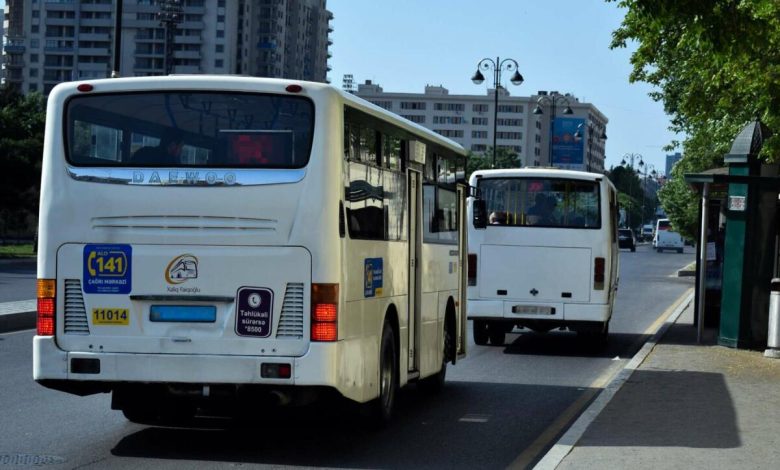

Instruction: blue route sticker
[83,244,132,294]
[364,258,383,298]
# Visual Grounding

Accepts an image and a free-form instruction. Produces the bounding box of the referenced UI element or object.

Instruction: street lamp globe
[471,70,485,85]
[510,71,524,86]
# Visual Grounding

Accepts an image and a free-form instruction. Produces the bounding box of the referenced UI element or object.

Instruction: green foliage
[466,147,522,179]
[608,0,780,235]
[0,87,46,237]
[606,165,657,228]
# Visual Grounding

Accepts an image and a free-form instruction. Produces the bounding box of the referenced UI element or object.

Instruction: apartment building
[1,0,331,94]
[354,80,608,172]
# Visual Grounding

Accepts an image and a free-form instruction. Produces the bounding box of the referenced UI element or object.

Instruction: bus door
[407,169,422,373]
[456,183,468,360]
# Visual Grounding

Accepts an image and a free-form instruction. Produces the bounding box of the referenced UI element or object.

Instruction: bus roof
[51,75,467,158]
[470,167,608,182]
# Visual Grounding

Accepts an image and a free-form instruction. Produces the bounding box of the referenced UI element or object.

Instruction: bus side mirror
[473,199,487,229]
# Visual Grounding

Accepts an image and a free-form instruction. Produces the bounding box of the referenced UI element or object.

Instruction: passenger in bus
[132,129,184,165]
[527,193,557,226]
[489,211,506,225]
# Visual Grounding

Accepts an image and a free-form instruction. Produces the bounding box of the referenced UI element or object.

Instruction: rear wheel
[488,322,505,346]
[364,320,398,426]
[420,315,452,393]
[631,245,636,252]
[677,248,684,254]
[473,319,489,345]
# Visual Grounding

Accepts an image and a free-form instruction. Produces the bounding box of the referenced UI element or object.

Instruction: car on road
[618,228,636,252]
[642,224,654,241]
[654,218,684,253]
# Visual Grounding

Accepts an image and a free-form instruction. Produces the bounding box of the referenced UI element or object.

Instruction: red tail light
[37,279,56,336]
[311,283,338,342]
[468,253,477,286]
[594,257,605,290]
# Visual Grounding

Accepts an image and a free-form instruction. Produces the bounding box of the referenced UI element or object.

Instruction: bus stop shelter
[685,120,777,349]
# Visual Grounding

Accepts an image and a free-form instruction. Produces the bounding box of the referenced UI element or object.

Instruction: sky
[0,0,679,173]
[327,0,680,175]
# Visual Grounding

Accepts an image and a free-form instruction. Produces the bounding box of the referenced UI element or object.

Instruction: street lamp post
[471,57,524,168]
[640,164,657,227]
[574,121,608,172]
[533,93,574,166]
[620,153,644,229]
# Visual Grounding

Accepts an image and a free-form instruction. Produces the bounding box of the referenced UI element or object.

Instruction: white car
[654,219,684,253]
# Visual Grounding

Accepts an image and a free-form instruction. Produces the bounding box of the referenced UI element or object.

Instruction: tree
[466,147,521,180]
[606,165,645,228]
[0,87,46,238]
[608,0,780,233]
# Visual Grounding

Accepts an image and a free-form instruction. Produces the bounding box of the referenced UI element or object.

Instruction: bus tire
[473,320,489,345]
[420,313,453,394]
[488,323,505,346]
[364,320,398,426]
[121,406,158,426]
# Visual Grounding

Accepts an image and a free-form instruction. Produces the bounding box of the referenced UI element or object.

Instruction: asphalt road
[0,259,36,303]
[0,243,694,469]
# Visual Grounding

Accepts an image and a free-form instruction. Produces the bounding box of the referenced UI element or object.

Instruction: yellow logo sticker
[165,254,199,285]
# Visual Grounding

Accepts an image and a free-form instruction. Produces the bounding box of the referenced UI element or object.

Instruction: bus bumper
[467,300,611,322]
[33,336,367,403]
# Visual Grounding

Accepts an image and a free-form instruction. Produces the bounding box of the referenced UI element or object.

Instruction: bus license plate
[512,306,554,315]
[92,308,130,325]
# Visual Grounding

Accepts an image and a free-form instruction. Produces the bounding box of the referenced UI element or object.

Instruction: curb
[0,300,37,333]
[533,289,695,470]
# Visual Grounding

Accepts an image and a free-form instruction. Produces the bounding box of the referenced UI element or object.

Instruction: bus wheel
[364,320,398,426]
[488,323,505,346]
[420,316,452,394]
[122,406,159,426]
[473,320,489,345]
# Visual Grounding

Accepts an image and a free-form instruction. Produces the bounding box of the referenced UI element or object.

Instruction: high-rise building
[355,81,608,172]
[1,0,332,94]
[666,152,682,177]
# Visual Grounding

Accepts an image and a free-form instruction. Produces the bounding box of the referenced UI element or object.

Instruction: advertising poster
[551,117,585,168]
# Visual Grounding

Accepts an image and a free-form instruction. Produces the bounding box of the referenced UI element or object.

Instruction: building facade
[2,0,331,95]
[666,152,682,177]
[354,80,608,172]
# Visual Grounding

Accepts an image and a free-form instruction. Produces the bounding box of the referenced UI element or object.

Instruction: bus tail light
[468,254,477,286]
[311,283,338,342]
[37,279,56,336]
[594,257,605,290]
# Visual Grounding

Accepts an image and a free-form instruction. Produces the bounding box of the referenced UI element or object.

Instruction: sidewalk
[554,302,780,469]
[0,299,36,332]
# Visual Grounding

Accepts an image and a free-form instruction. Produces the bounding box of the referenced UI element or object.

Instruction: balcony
[78,33,111,42]
[3,44,26,54]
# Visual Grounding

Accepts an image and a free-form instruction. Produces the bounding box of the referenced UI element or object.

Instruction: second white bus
[467,168,619,346]
[33,76,468,425]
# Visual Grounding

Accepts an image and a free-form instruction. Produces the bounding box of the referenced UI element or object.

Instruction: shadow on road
[498,330,651,359]
[110,380,587,469]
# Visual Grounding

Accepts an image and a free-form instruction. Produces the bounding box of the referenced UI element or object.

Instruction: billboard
[551,117,584,169]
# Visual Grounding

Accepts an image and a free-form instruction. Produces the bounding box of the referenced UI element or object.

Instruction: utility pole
[158,0,183,75]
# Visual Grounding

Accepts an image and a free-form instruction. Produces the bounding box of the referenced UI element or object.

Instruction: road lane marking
[459,414,490,423]
[508,288,694,470]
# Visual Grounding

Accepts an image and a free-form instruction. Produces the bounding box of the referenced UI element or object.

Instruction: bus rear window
[65,91,314,168]
[479,178,600,229]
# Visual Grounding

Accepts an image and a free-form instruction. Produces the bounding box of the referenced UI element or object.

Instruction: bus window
[65,91,313,168]
[478,178,600,229]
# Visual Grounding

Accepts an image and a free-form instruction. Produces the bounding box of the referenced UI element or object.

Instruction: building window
[401,115,425,124]
[215,59,224,68]
[472,117,488,125]
[433,116,464,124]
[434,129,463,138]
[30,69,39,77]
[216,30,225,38]
[497,104,523,113]
[30,54,39,63]
[471,130,488,139]
[370,100,392,110]
[496,118,523,127]
[400,101,426,110]
[216,44,224,53]
[473,104,489,113]
[434,103,465,112]
[471,144,487,152]
[496,132,522,140]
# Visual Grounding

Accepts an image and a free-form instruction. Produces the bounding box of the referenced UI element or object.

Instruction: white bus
[33,76,468,425]
[467,168,619,346]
